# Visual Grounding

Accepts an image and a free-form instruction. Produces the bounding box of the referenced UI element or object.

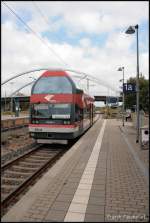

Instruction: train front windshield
[32,76,72,94]
[31,104,71,124]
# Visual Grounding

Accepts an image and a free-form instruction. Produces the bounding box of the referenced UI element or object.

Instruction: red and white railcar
[29,70,95,144]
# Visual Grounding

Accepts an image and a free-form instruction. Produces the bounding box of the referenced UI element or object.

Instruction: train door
[90,103,94,126]
[89,104,91,126]
[75,104,83,134]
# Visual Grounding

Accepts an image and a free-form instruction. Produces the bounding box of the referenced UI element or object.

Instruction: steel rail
[1,145,42,171]
[1,146,66,215]
[1,124,28,133]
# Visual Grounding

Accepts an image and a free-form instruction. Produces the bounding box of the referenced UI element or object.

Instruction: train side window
[75,105,83,121]
[84,106,90,119]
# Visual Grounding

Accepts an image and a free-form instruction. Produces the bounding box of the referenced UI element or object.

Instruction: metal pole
[122,67,125,126]
[87,78,89,93]
[107,87,109,117]
[135,24,140,143]
[10,96,13,112]
[10,82,14,115]
[11,97,13,113]
[4,90,6,111]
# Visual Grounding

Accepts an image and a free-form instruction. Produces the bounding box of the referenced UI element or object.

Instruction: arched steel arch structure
[2,68,118,94]
[10,80,36,97]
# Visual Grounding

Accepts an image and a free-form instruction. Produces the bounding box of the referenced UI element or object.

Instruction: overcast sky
[1,1,149,99]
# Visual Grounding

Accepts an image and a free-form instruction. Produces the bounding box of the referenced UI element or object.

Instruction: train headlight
[32,120,39,124]
[30,133,35,137]
[64,120,70,124]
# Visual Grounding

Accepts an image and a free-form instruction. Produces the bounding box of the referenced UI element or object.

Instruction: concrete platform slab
[2,118,149,222]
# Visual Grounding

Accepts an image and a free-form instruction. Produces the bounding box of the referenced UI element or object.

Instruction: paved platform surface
[2,118,149,222]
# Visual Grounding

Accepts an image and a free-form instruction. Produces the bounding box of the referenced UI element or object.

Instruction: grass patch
[2,111,15,115]
[2,110,29,115]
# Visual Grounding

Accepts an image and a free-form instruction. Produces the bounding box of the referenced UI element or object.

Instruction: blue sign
[106,97,119,107]
[107,97,118,103]
[123,83,136,93]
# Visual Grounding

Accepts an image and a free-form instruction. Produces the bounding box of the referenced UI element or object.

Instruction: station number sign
[123,83,136,93]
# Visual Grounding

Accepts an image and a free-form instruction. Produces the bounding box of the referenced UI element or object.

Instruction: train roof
[37,70,94,101]
[41,70,69,77]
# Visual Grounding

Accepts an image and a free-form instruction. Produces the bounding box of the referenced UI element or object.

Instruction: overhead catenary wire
[2,2,94,86]
[2,1,70,67]
[32,1,50,26]
[32,1,64,44]
[32,1,75,71]
[31,3,106,87]
[32,1,78,72]
[2,2,117,94]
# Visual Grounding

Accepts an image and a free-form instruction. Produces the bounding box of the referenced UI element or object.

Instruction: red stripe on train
[29,124,77,128]
[30,94,94,108]
[30,94,74,103]
[41,71,69,77]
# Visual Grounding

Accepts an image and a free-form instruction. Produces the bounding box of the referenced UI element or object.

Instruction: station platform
[1,114,29,120]
[1,115,29,129]
[2,118,149,222]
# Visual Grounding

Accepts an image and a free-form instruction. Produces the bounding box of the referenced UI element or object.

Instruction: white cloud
[105,32,134,52]
[79,38,91,48]
[2,1,148,97]
[2,1,148,34]
[140,52,149,76]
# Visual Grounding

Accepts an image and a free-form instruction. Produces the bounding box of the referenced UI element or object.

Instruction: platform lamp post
[87,78,90,93]
[118,67,125,127]
[125,25,140,143]
[10,81,14,115]
[4,90,7,112]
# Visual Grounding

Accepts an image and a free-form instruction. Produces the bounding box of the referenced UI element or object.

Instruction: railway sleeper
[32,153,52,157]
[16,162,42,168]
[1,185,17,193]
[11,165,39,170]
[35,149,53,152]
[2,177,24,185]
[10,166,38,173]
[28,155,50,160]
[2,172,29,179]
[3,170,31,176]
[23,158,46,164]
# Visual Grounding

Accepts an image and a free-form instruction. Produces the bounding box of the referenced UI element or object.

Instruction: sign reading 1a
[123,83,136,93]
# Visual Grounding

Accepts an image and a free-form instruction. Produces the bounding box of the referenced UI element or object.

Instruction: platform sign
[106,97,119,107]
[123,83,136,93]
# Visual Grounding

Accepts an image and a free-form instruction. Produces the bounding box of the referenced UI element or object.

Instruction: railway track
[1,116,100,217]
[1,125,29,144]
[1,144,68,216]
[1,124,28,133]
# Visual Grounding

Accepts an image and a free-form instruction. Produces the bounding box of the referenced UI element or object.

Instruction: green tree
[123,76,149,112]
